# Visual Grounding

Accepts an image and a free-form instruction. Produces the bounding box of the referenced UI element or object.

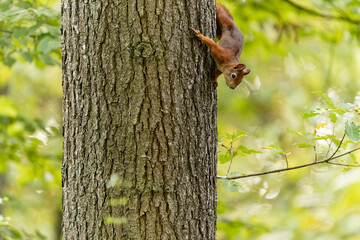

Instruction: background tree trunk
[0,174,5,214]
[61,0,217,239]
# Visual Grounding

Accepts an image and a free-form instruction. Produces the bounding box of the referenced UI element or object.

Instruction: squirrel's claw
[213,80,218,89]
[191,28,201,37]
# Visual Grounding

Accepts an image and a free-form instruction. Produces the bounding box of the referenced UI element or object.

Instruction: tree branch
[328,133,345,160]
[327,162,360,168]
[0,29,12,34]
[217,146,360,180]
[283,0,360,25]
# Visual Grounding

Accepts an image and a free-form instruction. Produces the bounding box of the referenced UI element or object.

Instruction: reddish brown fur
[192,3,250,89]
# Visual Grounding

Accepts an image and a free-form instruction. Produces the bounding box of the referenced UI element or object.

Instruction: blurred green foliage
[216,0,360,239]
[219,92,360,186]
[0,0,60,67]
[0,0,61,239]
[0,0,360,239]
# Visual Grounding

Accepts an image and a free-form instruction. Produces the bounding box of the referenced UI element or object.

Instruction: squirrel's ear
[234,63,246,70]
[243,69,250,75]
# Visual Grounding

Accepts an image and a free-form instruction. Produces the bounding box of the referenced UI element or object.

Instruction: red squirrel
[192,3,250,89]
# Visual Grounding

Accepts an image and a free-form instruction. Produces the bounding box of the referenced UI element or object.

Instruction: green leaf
[224,130,248,141]
[0,97,17,117]
[286,129,303,137]
[333,108,347,115]
[349,153,358,164]
[263,145,286,155]
[3,56,16,66]
[20,51,33,62]
[301,110,320,119]
[332,138,341,147]
[313,91,336,109]
[218,152,231,164]
[13,27,27,39]
[236,145,261,154]
[5,9,32,22]
[46,24,60,36]
[220,178,242,192]
[345,121,360,142]
[27,24,40,35]
[295,142,315,148]
[329,113,338,123]
[313,91,329,99]
[35,231,47,240]
[38,54,56,65]
[37,36,60,53]
[310,135,335,141]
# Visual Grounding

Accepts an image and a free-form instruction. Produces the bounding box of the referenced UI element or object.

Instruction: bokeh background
[0,0,360,239]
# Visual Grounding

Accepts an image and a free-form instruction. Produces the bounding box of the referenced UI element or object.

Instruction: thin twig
[284,154,289,168]
[221,144,229,151]
[325,125,336,159]
[226,148,234,177]
[221,143,235,177]
[217,146,360,180]
[328,133,346,161]
[327,162,360,168]
[226,142,234,177]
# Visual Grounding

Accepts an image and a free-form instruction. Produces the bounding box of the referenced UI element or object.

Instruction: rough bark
[61,0,217,239]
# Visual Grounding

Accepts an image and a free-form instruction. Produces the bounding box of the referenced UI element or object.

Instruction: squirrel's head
[223,63,250,89]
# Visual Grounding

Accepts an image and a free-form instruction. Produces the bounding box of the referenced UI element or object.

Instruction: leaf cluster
[0,0,60,67]
[219,92,360,191]
[0,96,61,184]
[0,225,46,240]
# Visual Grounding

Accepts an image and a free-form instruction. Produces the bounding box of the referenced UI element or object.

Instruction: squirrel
[192,3,250,89]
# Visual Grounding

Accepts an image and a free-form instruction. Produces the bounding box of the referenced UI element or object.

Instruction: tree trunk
[61,0,217,239]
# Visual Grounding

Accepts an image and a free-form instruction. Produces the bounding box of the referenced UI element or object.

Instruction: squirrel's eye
[231,73,236,79]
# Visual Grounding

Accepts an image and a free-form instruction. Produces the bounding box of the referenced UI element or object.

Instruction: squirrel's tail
[216,3,235,38]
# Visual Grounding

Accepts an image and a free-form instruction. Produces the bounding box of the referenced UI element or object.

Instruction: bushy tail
[216,3,235,38]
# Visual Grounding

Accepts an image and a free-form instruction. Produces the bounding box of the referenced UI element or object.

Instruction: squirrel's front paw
[191,28,201,38]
